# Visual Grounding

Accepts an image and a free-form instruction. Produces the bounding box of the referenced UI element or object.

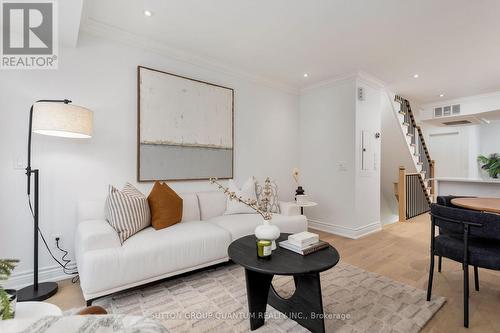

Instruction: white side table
[14,301,62,319]
[296,201,318,215]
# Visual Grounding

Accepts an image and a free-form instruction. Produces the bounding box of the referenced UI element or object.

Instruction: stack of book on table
[279,231,329,255]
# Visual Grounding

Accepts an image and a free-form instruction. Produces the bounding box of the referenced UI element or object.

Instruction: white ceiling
[80,0,500,104]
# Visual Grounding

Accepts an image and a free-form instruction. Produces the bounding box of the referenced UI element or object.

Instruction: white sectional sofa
[75,191,307,304]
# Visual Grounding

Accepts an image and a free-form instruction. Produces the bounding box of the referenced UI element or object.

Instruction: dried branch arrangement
[209,177,272,221]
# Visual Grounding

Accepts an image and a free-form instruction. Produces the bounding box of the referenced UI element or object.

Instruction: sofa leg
[438,256,442,272]
[474,266,479,291]
[86,299,93,307]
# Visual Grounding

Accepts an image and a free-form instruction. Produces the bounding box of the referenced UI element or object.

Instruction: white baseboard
[382,216,399,226]
[4,263,77,289]
[308,219,382,239]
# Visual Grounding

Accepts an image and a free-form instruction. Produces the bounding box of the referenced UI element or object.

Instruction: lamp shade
[32,102,93,138]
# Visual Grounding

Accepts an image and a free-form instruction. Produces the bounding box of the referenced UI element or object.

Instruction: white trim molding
[308,219,382,239]
[4,264,77,290]
[301,70,386,94]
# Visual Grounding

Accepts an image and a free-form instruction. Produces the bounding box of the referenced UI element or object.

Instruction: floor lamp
[17,99,93,302]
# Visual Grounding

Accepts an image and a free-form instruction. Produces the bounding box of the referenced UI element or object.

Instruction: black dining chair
[426,200,500,327]
[435,196,476,273]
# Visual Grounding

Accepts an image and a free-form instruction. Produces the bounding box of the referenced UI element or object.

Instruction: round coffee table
[228,233,340,333]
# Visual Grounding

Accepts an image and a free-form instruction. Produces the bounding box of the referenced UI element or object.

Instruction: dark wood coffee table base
[245,269,325,333]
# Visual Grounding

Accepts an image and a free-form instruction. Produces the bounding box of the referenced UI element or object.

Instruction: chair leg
[438,256,442,272]
[426,255,435,301]
[474,266,479,291]
[464,264,469,328]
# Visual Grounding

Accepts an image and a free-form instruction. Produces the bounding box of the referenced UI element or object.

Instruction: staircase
[393,95,435,221]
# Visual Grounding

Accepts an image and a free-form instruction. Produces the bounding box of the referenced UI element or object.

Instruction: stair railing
[394,95,435,195]
[398,167,432,221]
[394,95,436,221]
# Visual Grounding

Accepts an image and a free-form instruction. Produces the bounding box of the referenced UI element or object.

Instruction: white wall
[479,120,500,156]
[353,80,382,231]
[299,79,356,236]
[421,120,500,179]
[0,33,300,286]
[379,92,418,225]
[299,76,382,239]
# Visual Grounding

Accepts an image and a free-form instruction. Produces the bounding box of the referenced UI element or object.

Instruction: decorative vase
[255,220,280,250]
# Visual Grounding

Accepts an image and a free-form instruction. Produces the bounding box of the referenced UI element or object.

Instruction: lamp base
[17,282,58,302]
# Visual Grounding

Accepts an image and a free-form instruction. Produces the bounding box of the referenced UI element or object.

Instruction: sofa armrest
[75,219,121,254]
[279,201,300,216]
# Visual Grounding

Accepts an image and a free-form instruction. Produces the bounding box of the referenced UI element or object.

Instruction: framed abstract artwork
[137,66,234,181]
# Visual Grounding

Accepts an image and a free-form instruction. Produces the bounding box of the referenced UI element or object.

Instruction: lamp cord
[27,194,79,283]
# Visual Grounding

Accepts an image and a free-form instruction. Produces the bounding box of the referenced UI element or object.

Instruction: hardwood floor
[46,213,500,332]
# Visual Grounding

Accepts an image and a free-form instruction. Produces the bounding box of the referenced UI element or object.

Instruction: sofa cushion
[179,193,200,222]
[208,214,261,240]
[207,213,308,241]
[224,177,258,215]
[79,221,231,296]
[197,191,227,220]
[148,182,183,230]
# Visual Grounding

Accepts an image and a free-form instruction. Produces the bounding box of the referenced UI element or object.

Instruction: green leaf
[478,155,489,164]
[0,289,14,320]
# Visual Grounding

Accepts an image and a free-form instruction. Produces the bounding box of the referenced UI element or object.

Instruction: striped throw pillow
[105,183,151,243]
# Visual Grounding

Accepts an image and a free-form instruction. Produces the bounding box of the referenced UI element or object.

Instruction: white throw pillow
[224,177,258,215]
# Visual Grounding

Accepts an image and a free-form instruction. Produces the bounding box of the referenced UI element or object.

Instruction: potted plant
[0,259,19,320]
[478,154,500,179]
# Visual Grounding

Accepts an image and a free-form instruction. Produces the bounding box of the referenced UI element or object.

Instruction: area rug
[90,262,445,333]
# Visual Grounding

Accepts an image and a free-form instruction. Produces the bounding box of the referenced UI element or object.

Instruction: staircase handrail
[394,95,432,165]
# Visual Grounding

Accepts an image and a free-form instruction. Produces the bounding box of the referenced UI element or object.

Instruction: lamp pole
[18,99,71,302]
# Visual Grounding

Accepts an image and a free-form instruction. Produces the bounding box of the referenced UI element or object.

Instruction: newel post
[398,166,406,222]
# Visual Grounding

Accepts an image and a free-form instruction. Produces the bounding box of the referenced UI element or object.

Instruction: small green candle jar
[257,240,272,259]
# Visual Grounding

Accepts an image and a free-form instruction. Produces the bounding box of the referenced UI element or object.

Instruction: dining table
[451,197,500,214]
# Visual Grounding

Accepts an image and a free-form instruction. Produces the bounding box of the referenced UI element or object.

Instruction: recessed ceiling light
[303,73,309,78]
[144,10,153,17]
[439,94,444,97]
[413,74,419,79]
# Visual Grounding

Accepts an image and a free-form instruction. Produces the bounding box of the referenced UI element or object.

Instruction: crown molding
[300,70,386,93]
[79,18,299,95]
[356,71,387,90]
